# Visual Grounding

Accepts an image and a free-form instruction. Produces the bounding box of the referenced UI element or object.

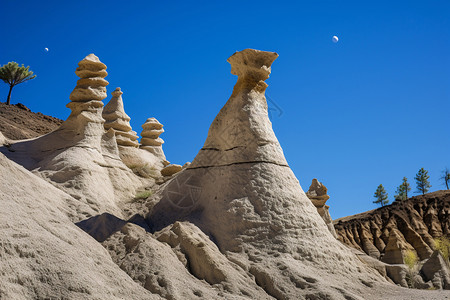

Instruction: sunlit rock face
[69,54,108,102]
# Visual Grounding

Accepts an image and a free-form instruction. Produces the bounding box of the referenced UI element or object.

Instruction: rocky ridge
[334,190,450,289]
[0,102,62,140]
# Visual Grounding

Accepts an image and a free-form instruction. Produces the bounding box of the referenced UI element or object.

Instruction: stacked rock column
[62,54,109,147]
[140,118,166,160]
[102,87,139,147]
[69,54,108,106]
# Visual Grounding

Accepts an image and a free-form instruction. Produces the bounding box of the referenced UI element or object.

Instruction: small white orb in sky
[44,48,49,52]
[332,36,339,43]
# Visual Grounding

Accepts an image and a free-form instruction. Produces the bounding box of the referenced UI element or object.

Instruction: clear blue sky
[1,0,449,219]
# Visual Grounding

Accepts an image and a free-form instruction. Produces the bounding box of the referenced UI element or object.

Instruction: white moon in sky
[44,48,49,52]
[332,36,339,43]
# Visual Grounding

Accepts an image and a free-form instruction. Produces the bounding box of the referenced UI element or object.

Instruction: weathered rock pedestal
[149,49,385,299]
[306,178,337,238]
[103,87,139,148]
[381,229,414,264]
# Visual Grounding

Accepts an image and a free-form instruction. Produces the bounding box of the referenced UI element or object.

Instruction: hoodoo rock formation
[148,49,390,299]
[140,117,166,160]
[103,87,139,147]
[0,54,144,218]
[334,190,450,289]
[1,50,448,299]
[306,178,337,238]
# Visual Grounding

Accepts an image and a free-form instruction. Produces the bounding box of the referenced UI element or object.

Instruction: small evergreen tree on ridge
[415,167,431,195]
[395,177,411,201]
[373,184,389,207]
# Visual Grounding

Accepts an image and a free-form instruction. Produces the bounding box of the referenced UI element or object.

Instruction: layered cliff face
[334,190,450,289]
[334,191,449,262]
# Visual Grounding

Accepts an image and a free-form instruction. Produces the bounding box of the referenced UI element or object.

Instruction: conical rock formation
[100,88,166,175]
[103,88,139,147]
[140,117,166,160]
[149,49,389,299]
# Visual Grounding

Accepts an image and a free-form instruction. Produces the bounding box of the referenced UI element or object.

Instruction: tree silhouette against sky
[0,62,36,105]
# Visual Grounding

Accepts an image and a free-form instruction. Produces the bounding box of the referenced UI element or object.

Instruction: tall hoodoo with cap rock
[149,49,384,298]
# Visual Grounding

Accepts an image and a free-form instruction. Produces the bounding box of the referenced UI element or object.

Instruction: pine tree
[0,62,36,105]
[373,184,389,207]
[395,177,411,201]
[441,168,450,190]
[415,168,432,195]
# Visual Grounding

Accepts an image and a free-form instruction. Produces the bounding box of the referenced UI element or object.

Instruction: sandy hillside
[0,102,62,140]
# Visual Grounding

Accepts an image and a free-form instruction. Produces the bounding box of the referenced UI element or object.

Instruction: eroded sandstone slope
[334,191,450,289]
[334,190,449,263]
